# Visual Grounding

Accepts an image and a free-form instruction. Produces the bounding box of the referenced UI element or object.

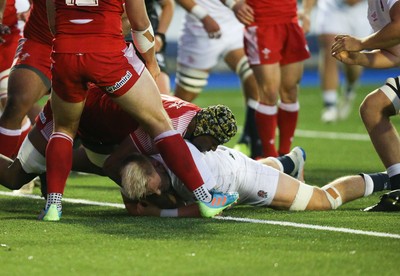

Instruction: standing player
[174,0,262,159]
[226,0,314,158]
[43,0,238,221]
[332,0,400,211]
[0,0,53,159]
[0,0,20,111]
[316,0,371,123]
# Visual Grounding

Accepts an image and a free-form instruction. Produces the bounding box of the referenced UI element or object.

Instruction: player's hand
[232,0,254,26]
[17,9,31,22]
[202,15,221,39]
[332,50,351,63]
[298,11,311,34]
[155,34,163,52]
[146,58,161,81]
[136,201,161,216]
[344,0,362,6]
[331,34,363,55]
[332,49,363,65]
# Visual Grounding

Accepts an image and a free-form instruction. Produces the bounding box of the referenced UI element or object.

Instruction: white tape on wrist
[224,0,236,9]
[132,24,155,53]
[160,209,179,217]
[190,5,208,20]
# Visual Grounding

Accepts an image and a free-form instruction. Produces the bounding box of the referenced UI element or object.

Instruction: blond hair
[120,153,155,200]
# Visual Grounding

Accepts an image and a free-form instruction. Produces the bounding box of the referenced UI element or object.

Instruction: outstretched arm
[332,1,400,64]
[222,0,254,26]
[125,0,160,80]
[122,193,201,217]
[333,49,400,68]
[155,0,174,51]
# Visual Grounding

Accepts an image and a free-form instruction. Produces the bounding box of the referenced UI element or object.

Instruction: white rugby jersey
[156,146,280,207]
[318,0,367,10]
[367,0,398,32]
[183,0,238,31]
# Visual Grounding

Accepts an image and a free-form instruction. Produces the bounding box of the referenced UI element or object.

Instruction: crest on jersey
[257,190,268,199]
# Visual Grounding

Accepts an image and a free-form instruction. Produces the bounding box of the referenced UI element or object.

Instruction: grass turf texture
[1,84,400,275]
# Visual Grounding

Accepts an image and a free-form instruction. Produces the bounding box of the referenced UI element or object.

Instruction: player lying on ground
[120,145,391,217]
[0,86,238,218]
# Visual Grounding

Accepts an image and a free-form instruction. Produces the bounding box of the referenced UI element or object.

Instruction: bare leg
[0,156,36,190]
[360,90,400,168]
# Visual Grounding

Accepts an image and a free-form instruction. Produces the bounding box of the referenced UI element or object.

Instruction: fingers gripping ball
[192,105,237,144]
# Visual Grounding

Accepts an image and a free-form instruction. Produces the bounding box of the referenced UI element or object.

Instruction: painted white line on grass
[2,191,399,239]
[295,129,370,141]
[0,191,125,209]
[215,216,400,239]
[237,127,370,141]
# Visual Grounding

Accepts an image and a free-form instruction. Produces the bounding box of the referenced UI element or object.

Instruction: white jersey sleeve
[367,0,399,32]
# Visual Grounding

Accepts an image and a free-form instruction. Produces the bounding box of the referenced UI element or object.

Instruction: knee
[359,93,382,126]
[306,189,333,210]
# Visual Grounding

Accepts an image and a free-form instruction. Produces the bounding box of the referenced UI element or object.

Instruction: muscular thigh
[235,160,281,207]
[12,38,52,88]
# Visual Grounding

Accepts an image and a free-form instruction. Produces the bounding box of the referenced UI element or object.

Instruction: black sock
[39,173,48,199]
[390,174,400,190]
[237,106,252,144]
[244,106,263,158]
[277,155,295,175]
[361,172,390,192]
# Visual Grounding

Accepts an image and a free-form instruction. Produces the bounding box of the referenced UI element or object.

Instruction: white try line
[215,216,400,239]
[1,191,399,239]
[236,127,371,141]
[295,129,370,141]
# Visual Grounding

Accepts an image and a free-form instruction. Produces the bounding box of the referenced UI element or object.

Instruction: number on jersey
[66,0,98,6]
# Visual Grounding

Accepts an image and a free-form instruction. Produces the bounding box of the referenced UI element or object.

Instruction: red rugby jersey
[52,0,125,53]
[23,0,53,45]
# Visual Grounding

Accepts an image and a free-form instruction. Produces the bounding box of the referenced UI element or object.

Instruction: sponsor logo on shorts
[105,71,132,94]
[257,190,268,199]
[39,111,46,124]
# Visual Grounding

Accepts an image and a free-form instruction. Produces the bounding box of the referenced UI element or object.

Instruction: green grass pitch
[1,83,399,275]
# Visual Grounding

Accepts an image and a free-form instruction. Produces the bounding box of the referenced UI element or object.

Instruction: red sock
[46,132,73,194]
[0,127,21,158]
[155,130,204,192]
[255,106,278,157]
[278,104,298,155]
